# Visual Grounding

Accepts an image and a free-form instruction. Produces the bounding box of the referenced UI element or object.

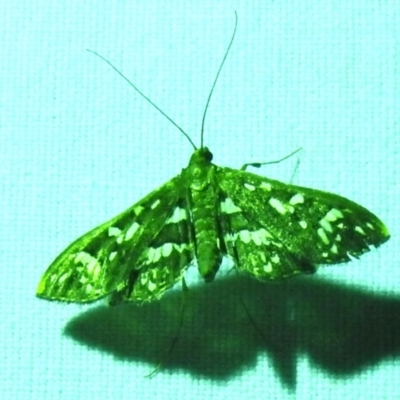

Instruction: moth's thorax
[185,147,215,191]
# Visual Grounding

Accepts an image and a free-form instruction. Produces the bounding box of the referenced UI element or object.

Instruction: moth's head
[189,147,213,165]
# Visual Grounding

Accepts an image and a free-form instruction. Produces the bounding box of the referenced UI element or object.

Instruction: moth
[37,15,389,305]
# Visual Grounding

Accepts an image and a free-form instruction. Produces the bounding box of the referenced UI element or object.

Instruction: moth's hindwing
[217,166,389,280]
[37,176,194,303]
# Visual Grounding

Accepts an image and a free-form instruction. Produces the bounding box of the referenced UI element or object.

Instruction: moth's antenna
[200,11,238,148]
[86,49,197,150]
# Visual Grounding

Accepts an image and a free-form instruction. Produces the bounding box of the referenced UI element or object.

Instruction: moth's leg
[289,157,300,184]
[240,147,302,171]
[145,277,189,378]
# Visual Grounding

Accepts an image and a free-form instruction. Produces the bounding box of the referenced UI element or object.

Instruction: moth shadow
[64,274,400,388]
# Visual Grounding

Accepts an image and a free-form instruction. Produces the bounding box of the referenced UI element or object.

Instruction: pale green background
[1,1,399,399]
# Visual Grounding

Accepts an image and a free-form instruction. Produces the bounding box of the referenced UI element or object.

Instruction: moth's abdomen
[191,187,222,282]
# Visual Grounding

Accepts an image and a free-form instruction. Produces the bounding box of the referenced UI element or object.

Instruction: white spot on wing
[74,252,101,278]
[224,233,235,243]
[133,205,145,215]
[263,263,273,273]
[166,207,186,224]
[58,272,71,283]
[355,226,366,235]
[261,228,274,239]
[173,243,190,252]
[251,230,264,246]
[145,243,190,265]
[116,234,124,244]
[289,193,304,205]
[221,197,242,214]
[147,247,161,263]
[271,254,280,264]
[140,274,148,285]
[237,229,271,246]
[317,228,330,245]
[299,220,307,229]
[161,242,173,257]
[124,222,140,241]
[244,183,256,191]
[86,258,98,274]
[150,199,161,209]
[269,198,286,214]
[239,230,251,244]
[148,280,157,292]
[74,252,96,266]
[330,244,338,254]
[74,252,88,264]
[108,226,122,237]
[85,284,93,294]
[269,198,294,215]
[260,182,272,191]
[325,208,344,222]
[319,218,333,233]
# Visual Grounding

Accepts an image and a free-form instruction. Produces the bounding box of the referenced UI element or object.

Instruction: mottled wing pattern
[111,198,193,303]
[217,166,389,280]
[37,176,193,303]
[218,193,317,279]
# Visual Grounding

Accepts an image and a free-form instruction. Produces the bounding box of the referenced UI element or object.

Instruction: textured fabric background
[1,1,399,399]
